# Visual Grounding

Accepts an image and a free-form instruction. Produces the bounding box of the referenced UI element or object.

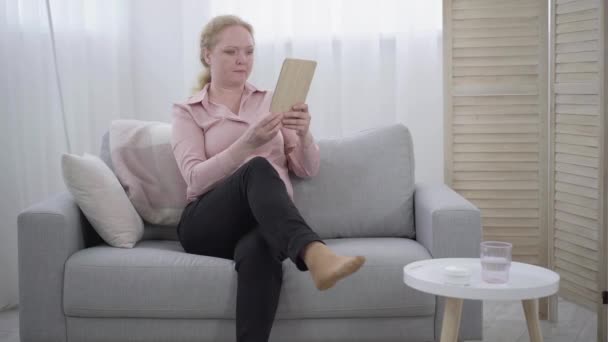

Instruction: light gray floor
[0,296,598,342]
[466,296,598,342]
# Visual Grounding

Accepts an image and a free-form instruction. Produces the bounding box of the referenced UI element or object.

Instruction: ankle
[302,241,331,269]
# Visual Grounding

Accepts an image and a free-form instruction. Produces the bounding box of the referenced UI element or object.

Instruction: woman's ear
[203,47,212,65]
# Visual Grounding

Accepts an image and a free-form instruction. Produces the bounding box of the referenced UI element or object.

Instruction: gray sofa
[17,123,482,342]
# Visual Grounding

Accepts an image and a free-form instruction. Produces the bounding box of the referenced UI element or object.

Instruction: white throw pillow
[61,153,144,248]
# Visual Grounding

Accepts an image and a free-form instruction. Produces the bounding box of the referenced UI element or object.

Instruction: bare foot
[302,242,366,291]
[311,255,366,291]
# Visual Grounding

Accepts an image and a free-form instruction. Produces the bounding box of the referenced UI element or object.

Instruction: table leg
[440,297,464,342]
[522,298,543,342]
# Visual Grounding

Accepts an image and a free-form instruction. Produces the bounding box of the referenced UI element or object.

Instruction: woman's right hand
[239,111,284,150]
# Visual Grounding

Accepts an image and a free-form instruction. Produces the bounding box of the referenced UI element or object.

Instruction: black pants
[176,156,323,342]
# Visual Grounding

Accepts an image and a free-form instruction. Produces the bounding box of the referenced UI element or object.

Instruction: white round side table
[403,258,560,342]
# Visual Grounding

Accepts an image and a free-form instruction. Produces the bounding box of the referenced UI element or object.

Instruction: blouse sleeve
[281,127,320,178]
[171,103,247,196]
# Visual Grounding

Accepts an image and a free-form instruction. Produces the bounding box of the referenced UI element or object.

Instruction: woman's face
[205,25,254,88]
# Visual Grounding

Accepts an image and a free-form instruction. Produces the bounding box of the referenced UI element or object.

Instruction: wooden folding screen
[548,0,606,339]
[444,0,549,268]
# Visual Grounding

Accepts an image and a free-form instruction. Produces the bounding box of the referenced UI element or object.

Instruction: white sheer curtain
[0,0,442,310]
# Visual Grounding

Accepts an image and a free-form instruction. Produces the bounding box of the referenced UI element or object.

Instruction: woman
[171,15,365,342]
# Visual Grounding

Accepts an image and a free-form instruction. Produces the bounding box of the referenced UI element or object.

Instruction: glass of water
[480,241,512,284]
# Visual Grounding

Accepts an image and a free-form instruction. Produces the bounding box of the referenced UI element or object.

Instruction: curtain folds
[0,0,443,309]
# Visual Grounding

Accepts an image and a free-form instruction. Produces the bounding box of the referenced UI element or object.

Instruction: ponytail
[193,68,211,93]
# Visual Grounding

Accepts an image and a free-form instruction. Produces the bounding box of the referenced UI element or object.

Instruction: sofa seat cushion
[64,238,434,319]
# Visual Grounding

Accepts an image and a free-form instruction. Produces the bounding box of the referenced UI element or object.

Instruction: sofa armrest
[414,183,482,258]
[17,191,99,342]
[414,183,483,341]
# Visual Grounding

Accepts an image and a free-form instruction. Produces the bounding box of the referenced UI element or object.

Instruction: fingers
[260,111,282,125]
[267,112,283,129]
[283,110,309,119]
[282,111,309,129]
[282,118,305,131]
[258,112,281,130]
[255,108,310,142]
[291,103,308,112]
[282,117,307,126]
[268,113,283,130]
[265,118,283,140]
[269,121,282,135]
[258,112,283,141]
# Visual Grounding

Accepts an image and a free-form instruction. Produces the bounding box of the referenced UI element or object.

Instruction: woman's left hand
[282,103,311,138]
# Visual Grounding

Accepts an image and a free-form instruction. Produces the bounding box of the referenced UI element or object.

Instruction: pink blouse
[171,82,320,203]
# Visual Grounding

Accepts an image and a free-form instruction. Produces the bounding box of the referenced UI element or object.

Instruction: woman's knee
[234,231,281,272]
[244,156,276,176]
[233,157,280,188]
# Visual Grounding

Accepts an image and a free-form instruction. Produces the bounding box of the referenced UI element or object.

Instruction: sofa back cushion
[100,123,415,240]
[292,124,415,239]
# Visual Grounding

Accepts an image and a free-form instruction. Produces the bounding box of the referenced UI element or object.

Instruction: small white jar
[443,265,472,285]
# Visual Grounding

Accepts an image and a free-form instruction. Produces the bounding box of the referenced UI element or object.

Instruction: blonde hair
[192,15,255,93]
